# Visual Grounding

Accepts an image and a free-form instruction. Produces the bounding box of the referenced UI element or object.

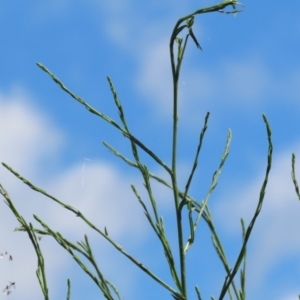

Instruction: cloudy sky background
[1,0,300,299]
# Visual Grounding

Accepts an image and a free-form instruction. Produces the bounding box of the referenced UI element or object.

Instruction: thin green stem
[169,2,243,297]
[106,78,182,291]
[0,184,49,299]
[170,26,186,300]
[291,153,300,199]
[66,279,71,300]
[240,219,247,300]
[1,163,181,298]
[218,114,272,300]
[36,63,171,175]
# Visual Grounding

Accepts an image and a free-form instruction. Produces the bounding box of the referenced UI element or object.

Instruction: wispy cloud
[136,37,173,116]
[0,86,64,175]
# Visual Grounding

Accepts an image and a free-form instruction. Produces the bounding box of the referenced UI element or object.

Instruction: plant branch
[218,114,273,300]
[0,183,50,300]
[36,63,171,175]
[291,153,300,200]
[1,163,181,298]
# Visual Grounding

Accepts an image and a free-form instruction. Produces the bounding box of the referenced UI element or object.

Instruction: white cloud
[136,37,173,116]
[0,86,64,174]
[218,57,271,102]
[87,0,140,49]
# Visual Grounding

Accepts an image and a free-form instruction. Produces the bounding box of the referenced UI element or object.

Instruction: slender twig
[169,2,243,297]
[195,286,202,300]
[36,63,171,175]
[1,163,181,298]
[34,215,115,299]
[182,112,210,251]
[66,279,71,300]
[131,185,182,290]
[16,224,121,300]
[0,184,49,300]
[291,153,300,199]
[218,114,273,300]
[107,77,181,290]
[184,129,231,253]
[0,3,247,300]
[239,219,247,300]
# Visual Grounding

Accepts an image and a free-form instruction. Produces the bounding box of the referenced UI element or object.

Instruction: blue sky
[0,0,300,299]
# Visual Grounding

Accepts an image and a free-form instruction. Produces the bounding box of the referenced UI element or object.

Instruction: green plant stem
[170,25,186,300]
[1,162,182,298]
[107,77,182,292]
[36,63,171,176]
[291,153,300,199]
[218,114,272,300]
[1,3,245,299]
[66,279,71,300]
[0,183,49,299]
[168,2,243,297]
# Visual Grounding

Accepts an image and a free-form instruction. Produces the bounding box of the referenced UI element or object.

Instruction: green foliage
[0,1,279,299]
